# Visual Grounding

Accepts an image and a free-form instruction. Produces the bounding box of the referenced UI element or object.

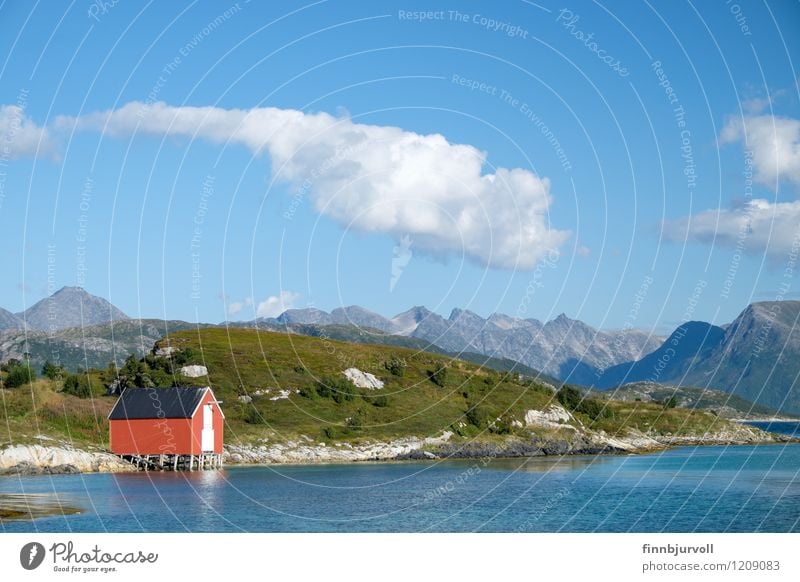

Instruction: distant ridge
[257,304,662,378]
[0,307,24,331]
[586,301,800,414]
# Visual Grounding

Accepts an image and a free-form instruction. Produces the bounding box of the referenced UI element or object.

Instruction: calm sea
[2,433,799,532]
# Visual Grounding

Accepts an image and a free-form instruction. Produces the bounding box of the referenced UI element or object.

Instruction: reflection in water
[0,493,81,521]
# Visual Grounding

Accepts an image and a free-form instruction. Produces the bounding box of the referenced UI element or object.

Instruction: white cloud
[720,114,800,185]
[256,291,299,318]
[662,198,800,258]
[227,297,253,317]
[59,101,570,269]
[0,105,54,158]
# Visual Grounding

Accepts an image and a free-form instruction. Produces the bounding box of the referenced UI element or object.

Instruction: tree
[117,354,154,388]
[1,358,21,373]
[664,396,678,409]
[42,360,65,380]
[3,362,36,388]
[556,385,611,420]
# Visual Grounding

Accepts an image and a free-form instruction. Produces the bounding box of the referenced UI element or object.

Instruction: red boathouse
[108,386,224,470]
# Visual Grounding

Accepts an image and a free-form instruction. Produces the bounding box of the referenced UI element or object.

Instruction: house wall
[190,390,224,454]
[109,417,193,455]
[108,389,224,455]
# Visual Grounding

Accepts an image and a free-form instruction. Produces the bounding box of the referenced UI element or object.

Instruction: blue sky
[1,0,799,332]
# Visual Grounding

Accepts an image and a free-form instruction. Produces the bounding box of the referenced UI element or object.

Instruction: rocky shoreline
[0,444,135,475]
[1,423,793,475]
[224,422,788,465]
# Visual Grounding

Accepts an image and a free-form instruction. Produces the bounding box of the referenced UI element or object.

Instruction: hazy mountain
[681,301,800,413]
[258,304,662,379]
[592,321,726,388]
[17,286,129,331]
[390,306,435,335]
[0,308,23,331]
[0,319,203,371]
[273,308,332,326]
[589,301,800,414]
[406,309,662,379]
[330,306,397,333]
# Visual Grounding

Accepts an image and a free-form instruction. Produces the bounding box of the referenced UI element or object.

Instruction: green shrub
[316,376,356,403]
[171,348,195,367]
[490,414,514,435]
[62,374,92,398]
[323,426,339,439]
[3,363,36,388]
[346,411,364,430]
[556,385,612,420]
[1,358,21,373]
[299,385,318,399]
[428,365,448,387]
[332,381,356,404]
[664,396,678,409]
[384,356,406,377]
[465,404,489,428]
[369,394,389,408]
[243,405,267,425]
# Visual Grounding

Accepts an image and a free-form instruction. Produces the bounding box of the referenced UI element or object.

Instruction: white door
[201,404,214,452]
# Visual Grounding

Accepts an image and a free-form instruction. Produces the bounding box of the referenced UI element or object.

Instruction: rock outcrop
[343,368,384,389]
[180,365,208,377]
[0,444,135,475]
[224,432,453,464]
[524,405,573,429]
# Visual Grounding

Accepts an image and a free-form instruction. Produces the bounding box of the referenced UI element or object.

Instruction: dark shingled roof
[108,387,209,420]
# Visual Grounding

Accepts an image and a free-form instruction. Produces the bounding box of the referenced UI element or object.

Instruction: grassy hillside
[253,322,558,382]
[0,378,112,447]
[0,328,763,451]
[154,328,742,444]
[593,382,787,419]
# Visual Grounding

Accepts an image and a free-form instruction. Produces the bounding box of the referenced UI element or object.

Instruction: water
[745,420,800,437]
[2,442,799,532]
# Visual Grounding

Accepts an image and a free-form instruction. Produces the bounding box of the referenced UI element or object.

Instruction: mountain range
[588,301,800,413]
[261,305,663,379]
[2,287,799,413]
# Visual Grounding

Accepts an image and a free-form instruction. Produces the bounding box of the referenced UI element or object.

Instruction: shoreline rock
[0,444,135,475]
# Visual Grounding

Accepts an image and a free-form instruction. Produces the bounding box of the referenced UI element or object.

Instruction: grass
[0,378,112,448]
[588,400,732,436]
